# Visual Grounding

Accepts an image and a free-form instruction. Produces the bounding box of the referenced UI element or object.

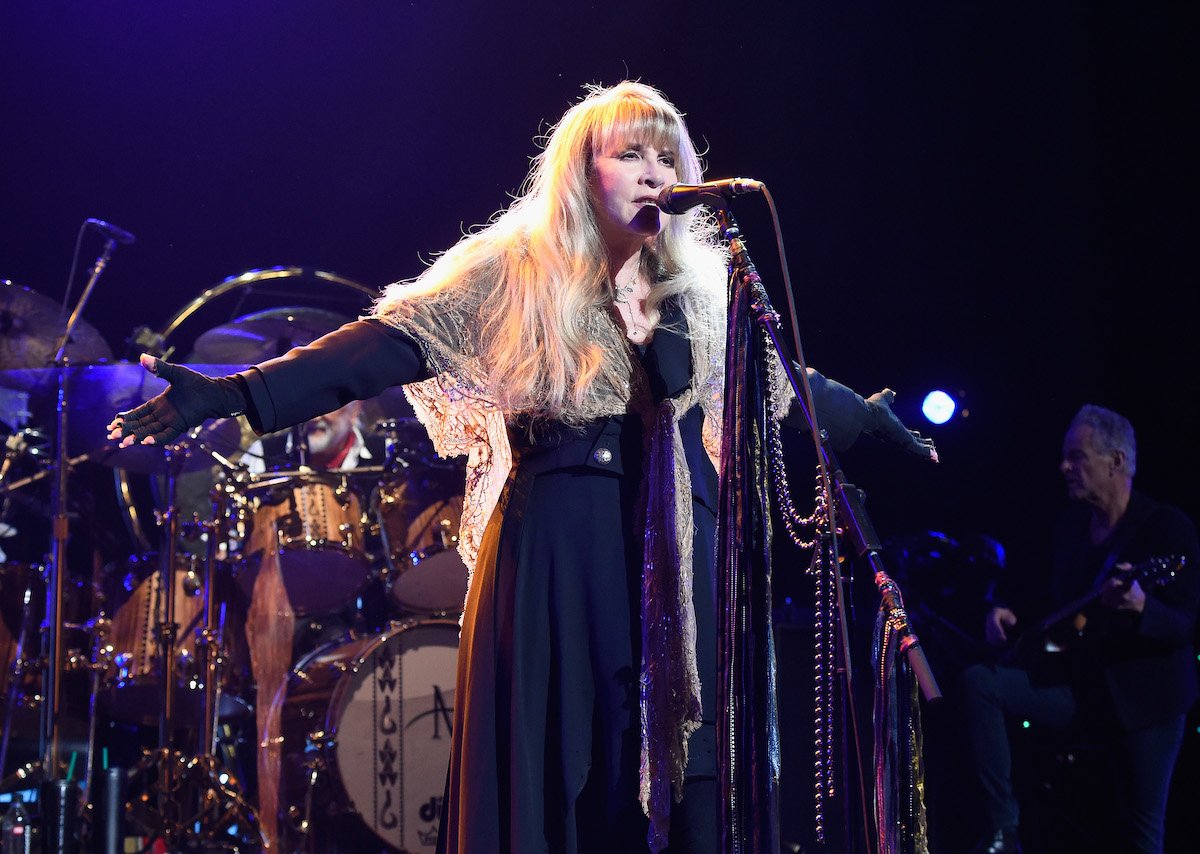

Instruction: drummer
[241,400,377,474]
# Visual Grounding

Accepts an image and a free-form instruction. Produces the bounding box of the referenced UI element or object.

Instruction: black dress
[238,314,721,853]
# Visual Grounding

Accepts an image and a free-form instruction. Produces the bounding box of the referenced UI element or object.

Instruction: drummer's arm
[237,318,432,435]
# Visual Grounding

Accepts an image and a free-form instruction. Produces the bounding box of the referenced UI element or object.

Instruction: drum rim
[277,617,460,846]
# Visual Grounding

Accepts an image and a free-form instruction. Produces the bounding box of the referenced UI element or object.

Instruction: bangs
[589,95,688,162]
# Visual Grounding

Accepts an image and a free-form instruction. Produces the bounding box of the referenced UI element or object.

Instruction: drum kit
[1,272,465,852]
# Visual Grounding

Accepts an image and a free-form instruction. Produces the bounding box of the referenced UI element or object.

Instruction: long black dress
[237,311,721,853]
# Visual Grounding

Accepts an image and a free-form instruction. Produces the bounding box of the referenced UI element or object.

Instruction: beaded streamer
[762,339,839,846]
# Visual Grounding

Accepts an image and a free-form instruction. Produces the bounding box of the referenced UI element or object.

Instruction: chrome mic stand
[714,204,939,854]
[44,237,116,775]
[25,236,120,853]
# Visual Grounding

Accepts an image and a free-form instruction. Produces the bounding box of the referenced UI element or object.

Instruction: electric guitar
[997,554,1187,671]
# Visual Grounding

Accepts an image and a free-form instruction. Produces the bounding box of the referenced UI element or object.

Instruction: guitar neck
[1035,555,1183,635]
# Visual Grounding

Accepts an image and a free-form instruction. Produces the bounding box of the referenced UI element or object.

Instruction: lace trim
[382,284,729,851]
[401,370,511,607]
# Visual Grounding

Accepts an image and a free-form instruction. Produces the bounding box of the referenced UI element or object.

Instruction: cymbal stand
[198,484,227,756]
[42,236,118,800]
[122,446,261,851]
[153,446,186,807]
[79,615,113,810]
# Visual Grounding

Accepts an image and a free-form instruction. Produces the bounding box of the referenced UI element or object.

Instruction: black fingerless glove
[793,368,938,461]
[862,388,938,460]
[115,358,248,445]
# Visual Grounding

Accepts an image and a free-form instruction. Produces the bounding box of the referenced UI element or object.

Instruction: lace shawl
[375,272,726,850]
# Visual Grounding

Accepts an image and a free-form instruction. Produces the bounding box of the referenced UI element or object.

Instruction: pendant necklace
[612,273,648,342]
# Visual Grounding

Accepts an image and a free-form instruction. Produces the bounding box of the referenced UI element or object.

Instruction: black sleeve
[236,318,433,434]
[782,368,869,452]
[1132,506,1200,646]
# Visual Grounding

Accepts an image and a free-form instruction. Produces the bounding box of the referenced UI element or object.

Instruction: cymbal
[0,362,249,471]
[0,279,113,369]
[190,306,352,363]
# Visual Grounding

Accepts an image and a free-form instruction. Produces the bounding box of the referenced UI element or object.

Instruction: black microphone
[656,178,764,214]
[86,217,137,245]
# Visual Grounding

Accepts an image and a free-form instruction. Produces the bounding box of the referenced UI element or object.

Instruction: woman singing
[110,81,933,853]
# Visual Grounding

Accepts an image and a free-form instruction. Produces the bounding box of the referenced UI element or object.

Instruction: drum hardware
[98,551,249,728]
[374,417,460,473]
[0,429,41,484]
[77,616,116,818]
[284,760,327,843]
[119,465,261,851]
[122,748,261,852]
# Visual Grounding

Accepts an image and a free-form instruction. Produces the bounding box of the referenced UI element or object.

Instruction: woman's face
[589,140,679,250]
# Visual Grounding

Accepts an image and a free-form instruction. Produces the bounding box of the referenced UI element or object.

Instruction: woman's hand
[106,354,246,447]
[864,388,939,462]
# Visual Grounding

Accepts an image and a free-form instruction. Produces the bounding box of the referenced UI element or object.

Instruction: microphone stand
[714,207,938,854]
[42,238,117,781]
[27,235,117,852]
[292,422,310,468]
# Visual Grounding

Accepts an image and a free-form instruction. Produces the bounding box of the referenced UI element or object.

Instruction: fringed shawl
[374,272,726,852]
[714,272,782,854]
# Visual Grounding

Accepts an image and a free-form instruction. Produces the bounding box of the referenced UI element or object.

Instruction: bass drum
[275,618,459,852]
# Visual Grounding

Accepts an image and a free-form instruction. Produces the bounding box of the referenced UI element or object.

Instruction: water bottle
[1,794,35,854]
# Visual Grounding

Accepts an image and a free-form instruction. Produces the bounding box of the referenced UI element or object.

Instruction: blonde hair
[374,81,727,424]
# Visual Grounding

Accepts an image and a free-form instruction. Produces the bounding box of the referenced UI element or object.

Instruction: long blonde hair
[374,81,727,423]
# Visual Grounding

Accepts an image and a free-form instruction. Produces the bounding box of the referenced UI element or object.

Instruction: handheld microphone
[656,178,764,214]
[86,218,137,245]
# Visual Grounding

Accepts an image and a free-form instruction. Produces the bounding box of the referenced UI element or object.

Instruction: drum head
[279,619,460,851]
[377,483,468,615]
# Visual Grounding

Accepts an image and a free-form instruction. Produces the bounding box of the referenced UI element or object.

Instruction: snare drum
[237,471,372,615]
[273,618,459,851]
[376,478,468,615]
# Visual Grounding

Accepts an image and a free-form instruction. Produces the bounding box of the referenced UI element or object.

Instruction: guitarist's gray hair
[1071,403,1137,477]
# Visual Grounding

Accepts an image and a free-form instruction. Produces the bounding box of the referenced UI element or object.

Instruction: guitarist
[962,404,1199,854]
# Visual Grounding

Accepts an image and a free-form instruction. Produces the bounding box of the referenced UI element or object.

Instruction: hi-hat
[0,279,113,369]
[190,307,352,364]
[0,362,249,472]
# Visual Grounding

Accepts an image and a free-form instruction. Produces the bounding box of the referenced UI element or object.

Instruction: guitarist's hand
[985,606,1018,646]
[1100,564,1147,613]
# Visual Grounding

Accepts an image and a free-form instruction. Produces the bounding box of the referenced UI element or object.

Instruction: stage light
[921,390,956,425]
